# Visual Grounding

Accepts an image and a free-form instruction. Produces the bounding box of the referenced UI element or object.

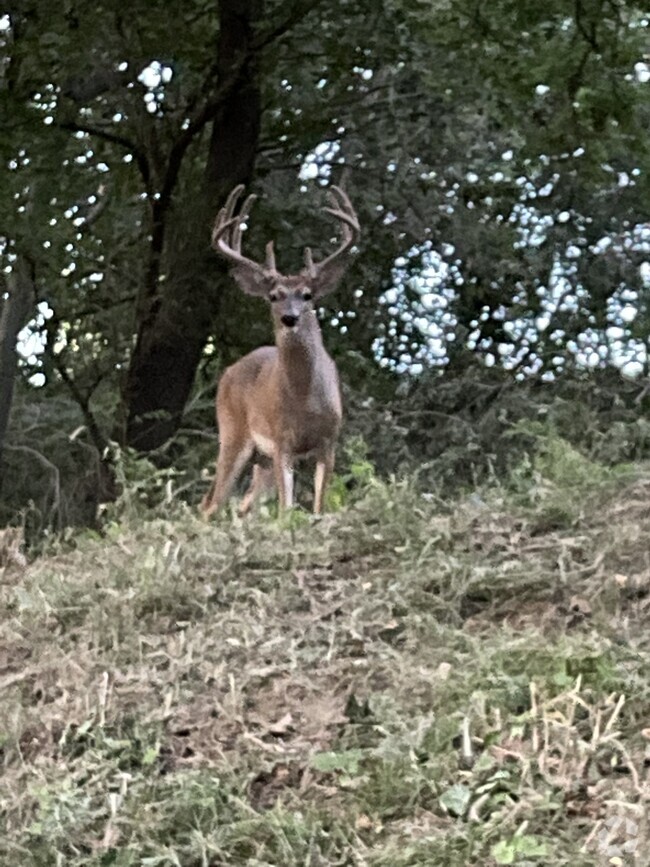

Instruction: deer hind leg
[313,446,336,515]
[237,463,275,516]
[200,437,253,519]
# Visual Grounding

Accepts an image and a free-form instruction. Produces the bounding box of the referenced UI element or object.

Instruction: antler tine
[303,185,360,277]
[211,185,246,244]
[211,213,238,249]
[304,246,316,278]
[231,218,243,252]
[265,241,277,272]
[230,192,257,248]
[231,195,254,247]
[324,186,361,232]
[224,184,245,218]
[211,186,250,248]
[211,187,277,276]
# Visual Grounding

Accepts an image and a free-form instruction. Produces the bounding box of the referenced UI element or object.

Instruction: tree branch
[56,119,152,190]
[54,360,109,455]
[165,0,329,185]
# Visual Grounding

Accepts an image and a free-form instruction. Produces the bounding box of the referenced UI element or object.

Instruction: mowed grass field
[1,440,649,865]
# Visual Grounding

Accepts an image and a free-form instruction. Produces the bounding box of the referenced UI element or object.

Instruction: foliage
[5,364,650,536]
[1,0,649,463]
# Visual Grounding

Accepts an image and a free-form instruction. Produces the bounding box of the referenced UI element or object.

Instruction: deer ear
[230,264,275,297]
[308,261,349,299]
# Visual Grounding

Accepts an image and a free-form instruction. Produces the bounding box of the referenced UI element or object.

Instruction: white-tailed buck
[200,185,359,518]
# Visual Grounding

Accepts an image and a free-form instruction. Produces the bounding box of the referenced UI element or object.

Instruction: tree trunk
[0,258,36,488]
[123,0,263,451]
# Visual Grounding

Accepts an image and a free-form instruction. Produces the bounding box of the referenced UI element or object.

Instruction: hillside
[1,446,649,865]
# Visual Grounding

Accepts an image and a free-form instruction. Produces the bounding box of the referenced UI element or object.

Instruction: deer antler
[212,185,278,277]
[303,186,360,280]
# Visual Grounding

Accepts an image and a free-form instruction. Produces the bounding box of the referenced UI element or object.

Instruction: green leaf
[142,745,160,766]
[515,834,549,856]
[439,783,471,817]
[492,835,549,863]
[310,749,365,775]
[491,840,516,865]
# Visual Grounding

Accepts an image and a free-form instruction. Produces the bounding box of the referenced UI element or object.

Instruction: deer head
[211,185,360,332]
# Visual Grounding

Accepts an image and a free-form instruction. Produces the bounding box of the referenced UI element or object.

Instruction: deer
[200,184,360,519]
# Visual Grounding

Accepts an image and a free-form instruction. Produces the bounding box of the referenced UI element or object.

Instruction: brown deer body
[200,186,359,517]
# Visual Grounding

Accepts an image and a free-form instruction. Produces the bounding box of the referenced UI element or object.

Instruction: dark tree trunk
[0,258,36,489]
[123,0,263,451]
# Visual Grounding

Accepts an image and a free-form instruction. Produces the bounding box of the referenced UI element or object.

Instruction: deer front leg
[313,447,335,515]
[273,451,294,510]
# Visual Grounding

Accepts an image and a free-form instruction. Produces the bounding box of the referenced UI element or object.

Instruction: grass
[1,438,650,865]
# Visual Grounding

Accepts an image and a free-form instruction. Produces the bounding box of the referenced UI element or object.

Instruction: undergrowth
[1,434,649,865]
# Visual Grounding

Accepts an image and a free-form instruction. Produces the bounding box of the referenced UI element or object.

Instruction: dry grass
[1,448,650,865]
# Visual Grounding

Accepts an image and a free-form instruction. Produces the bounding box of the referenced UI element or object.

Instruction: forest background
[1,0,649,529]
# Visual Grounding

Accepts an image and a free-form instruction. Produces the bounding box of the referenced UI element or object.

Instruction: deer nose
[281,314,299,328]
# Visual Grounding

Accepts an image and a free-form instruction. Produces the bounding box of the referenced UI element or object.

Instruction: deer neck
[275,312,327,395]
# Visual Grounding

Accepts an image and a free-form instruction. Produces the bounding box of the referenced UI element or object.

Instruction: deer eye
[269,291,279,303]
[302,291,313,301]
